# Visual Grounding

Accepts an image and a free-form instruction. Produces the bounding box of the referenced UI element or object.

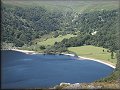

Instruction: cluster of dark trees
[1,3,83,47]
[53,9,119,52]
[1,4,64,47]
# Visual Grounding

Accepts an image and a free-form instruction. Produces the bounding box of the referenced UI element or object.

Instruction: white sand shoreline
[8,49,116,69]
[11,49,37,54]
[78,56,115,69]
[61,53,116,69]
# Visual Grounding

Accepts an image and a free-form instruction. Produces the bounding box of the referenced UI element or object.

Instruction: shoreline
[61,53,116,69]
[7,49,116,69]
[78,56,116,69]
[10,49,37,54]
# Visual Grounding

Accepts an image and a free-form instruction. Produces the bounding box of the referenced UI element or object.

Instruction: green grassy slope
[68,45,117,65]
[37,34,77,46]
[20,34,76,52]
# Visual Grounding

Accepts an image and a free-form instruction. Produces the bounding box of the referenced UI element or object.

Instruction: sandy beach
[61,53,116,69]
[11,49,36,54]
[78,56,116,69]
[10,49,116,69]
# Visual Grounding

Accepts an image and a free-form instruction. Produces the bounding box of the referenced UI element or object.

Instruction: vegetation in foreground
[55,81,120,89]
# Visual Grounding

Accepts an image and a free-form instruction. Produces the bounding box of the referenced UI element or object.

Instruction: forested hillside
[1,3,64,46]
[48,9,119,52]
[1,1,119,48]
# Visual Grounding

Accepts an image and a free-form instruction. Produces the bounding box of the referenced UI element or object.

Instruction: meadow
[37,34,77,46]
[68,45,117,66]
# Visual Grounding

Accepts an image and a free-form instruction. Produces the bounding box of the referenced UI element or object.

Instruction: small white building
[91,31,98,35]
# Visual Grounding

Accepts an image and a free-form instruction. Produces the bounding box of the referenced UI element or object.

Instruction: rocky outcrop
[54,82,120,89]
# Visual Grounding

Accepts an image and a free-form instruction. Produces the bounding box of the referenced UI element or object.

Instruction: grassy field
[68,45,117,65]
[37,34,77,46]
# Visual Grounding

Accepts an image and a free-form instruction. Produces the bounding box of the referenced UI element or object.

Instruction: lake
[1,50,114,89]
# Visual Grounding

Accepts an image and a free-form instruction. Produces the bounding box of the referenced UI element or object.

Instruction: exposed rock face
[63,83,82,89]
[60,82,70,86]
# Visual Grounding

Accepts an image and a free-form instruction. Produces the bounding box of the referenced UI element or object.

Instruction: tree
[53,31,59,38]
[111,51,114,59]
[103,49,104,52]
[40,45,46,50]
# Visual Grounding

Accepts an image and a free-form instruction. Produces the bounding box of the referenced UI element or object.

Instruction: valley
[1,0,120,89]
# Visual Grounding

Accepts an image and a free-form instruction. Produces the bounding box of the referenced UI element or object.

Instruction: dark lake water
[1,50,114,89]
